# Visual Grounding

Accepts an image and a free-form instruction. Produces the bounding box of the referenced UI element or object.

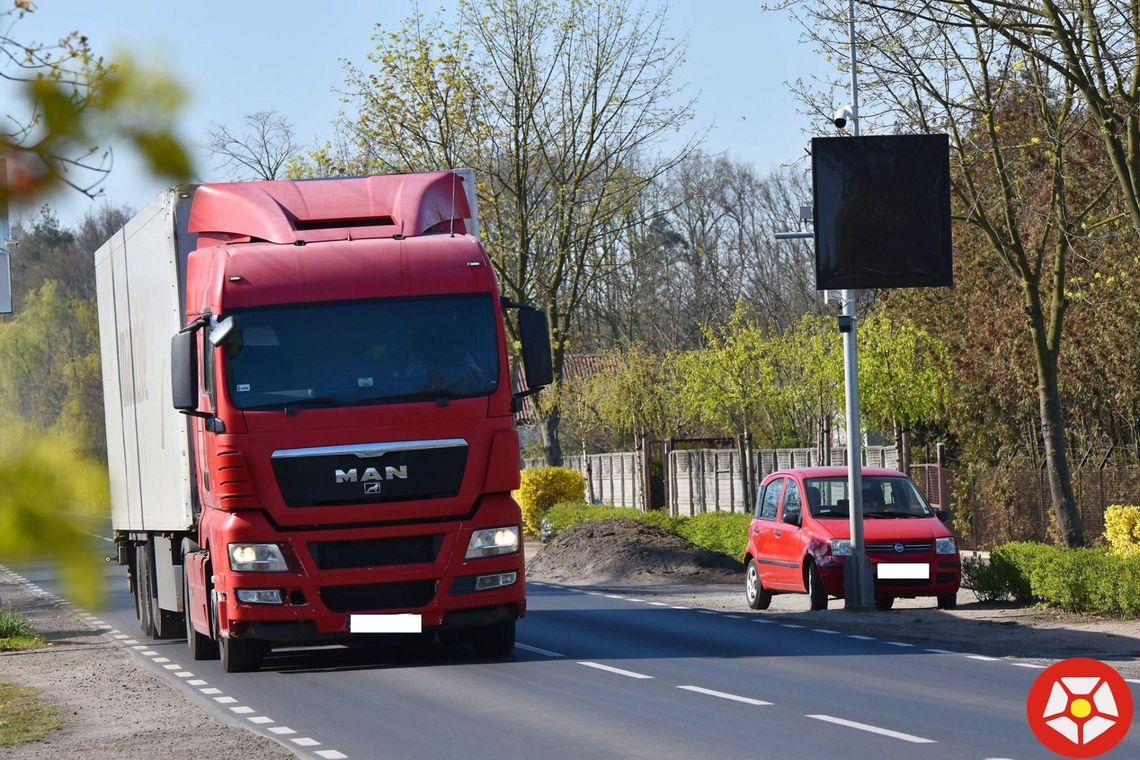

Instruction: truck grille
[308,535,444,570]
[866,541,932,554]
[319,581,437,613]
[271,439,468,508]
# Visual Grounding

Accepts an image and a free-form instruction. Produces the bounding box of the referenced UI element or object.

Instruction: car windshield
[803,476,933,519]
[220,294,499,410]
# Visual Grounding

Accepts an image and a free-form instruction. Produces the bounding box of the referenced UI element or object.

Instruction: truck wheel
[745,559,772,610]
[807,561,828,611]
[183,563,217,661]
[472,620,515,658]
[936,592,958,610]
[220,635,267,673]
[135,545,156,637]
[875,596,895,611]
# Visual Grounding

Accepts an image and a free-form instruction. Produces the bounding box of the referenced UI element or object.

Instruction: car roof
[765,467,906,479]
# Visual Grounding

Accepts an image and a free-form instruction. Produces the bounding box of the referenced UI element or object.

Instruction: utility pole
[775,0,874,609]
[839,0,875,610]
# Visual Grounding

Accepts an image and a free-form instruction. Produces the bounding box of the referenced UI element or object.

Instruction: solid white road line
[647,601,670,607]
[967,655,1000,661]
[1013,663,1046,669]
[1126,678,1140,685]
[924,648,955,654]
[516,643,565,658]
[677,685,773,706]
[578,662,654,679]
[806,714,937,744]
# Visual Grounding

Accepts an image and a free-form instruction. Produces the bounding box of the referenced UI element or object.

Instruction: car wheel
[807,561,828,611]
[937,592,958,610]
[745,559,772,610]
[875,596,895,611]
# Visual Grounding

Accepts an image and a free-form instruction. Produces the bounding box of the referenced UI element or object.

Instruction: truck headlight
[935,537,958,555]
[466,526,519,559]
[228,543,289,572]
[829,539,852,556]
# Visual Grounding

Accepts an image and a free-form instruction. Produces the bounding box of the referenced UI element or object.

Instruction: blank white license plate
[349,614,422,634]
[876,562,930,580]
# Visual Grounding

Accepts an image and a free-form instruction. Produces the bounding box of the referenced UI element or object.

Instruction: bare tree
[329,0,698,465]
[204,111,299,181]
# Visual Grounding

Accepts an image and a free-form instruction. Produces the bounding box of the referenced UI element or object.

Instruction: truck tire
[472,620,515,658]
[183,561,217,661]
[211,589,266,672]
[135,545,156,638]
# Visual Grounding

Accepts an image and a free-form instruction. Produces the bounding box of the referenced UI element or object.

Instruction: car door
[749,477,786,588]
[772,478,806,588]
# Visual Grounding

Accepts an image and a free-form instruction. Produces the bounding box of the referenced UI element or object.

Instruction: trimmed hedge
[513,467,586,536]
[961,540,1140,615]
[1105,505,1140,558]
[541,502,750,560]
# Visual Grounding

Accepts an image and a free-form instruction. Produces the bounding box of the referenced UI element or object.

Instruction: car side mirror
[934,508,951,525]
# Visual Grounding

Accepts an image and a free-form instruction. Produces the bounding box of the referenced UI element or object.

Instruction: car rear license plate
[876,562,930,580]
[349,614,422,633]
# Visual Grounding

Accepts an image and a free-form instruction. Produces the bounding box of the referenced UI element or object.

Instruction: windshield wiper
[243,396,341,412]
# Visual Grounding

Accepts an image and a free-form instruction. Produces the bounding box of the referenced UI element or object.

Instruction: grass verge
[0,682,64,747]
[0,607,46,651]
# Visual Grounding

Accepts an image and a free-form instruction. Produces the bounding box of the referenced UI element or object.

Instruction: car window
[757,478,782,520]
[781,480,802,524]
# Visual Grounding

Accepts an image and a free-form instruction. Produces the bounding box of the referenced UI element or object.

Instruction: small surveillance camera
[833,105,854,130]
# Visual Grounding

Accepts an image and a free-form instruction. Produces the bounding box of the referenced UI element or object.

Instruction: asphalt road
[12,558,1140,760]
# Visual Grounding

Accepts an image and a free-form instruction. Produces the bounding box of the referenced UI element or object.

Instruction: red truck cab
[166,172,550,671]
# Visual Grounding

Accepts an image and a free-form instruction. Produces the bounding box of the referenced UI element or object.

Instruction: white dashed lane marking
[885,642,915,648]
[269,726,297,735]
[578,662,654,679]
[677,685,773,706]
[248,716,274,725]
[847,635,876,641]
[967,655,1000,662]
[806,714,937,744]
[291,737,320,747]
[315,751,348,759]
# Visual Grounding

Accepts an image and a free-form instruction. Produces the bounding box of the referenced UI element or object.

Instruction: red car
[743,467,961,611]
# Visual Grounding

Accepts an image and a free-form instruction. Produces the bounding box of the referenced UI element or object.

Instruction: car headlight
[935,537,958,555]
[829,539,852,556]
[466,526,519,559]
[228,543,289,572]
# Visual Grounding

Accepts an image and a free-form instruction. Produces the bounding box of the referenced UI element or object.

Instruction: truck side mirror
[171,329,199,412]
[518,306,553,389]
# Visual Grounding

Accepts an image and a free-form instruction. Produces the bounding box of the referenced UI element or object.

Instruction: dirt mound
[527,519,742,584]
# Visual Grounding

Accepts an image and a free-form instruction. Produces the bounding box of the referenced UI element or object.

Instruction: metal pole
[842,0,874,610]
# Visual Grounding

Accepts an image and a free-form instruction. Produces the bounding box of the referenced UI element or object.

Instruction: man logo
[1026,657,1133,757]
[335,466,409,483]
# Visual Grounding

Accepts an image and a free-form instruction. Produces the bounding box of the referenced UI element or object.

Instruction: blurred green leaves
[2,5,192,203]
[0,416,108,607]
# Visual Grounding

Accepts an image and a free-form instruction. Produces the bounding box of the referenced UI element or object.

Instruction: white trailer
[94,187,198,635]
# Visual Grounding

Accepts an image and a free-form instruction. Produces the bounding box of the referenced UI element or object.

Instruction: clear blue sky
[9,0,833,227]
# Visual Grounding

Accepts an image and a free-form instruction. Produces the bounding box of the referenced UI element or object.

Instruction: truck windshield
[803,476,933,519]
[221,294,500,410]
